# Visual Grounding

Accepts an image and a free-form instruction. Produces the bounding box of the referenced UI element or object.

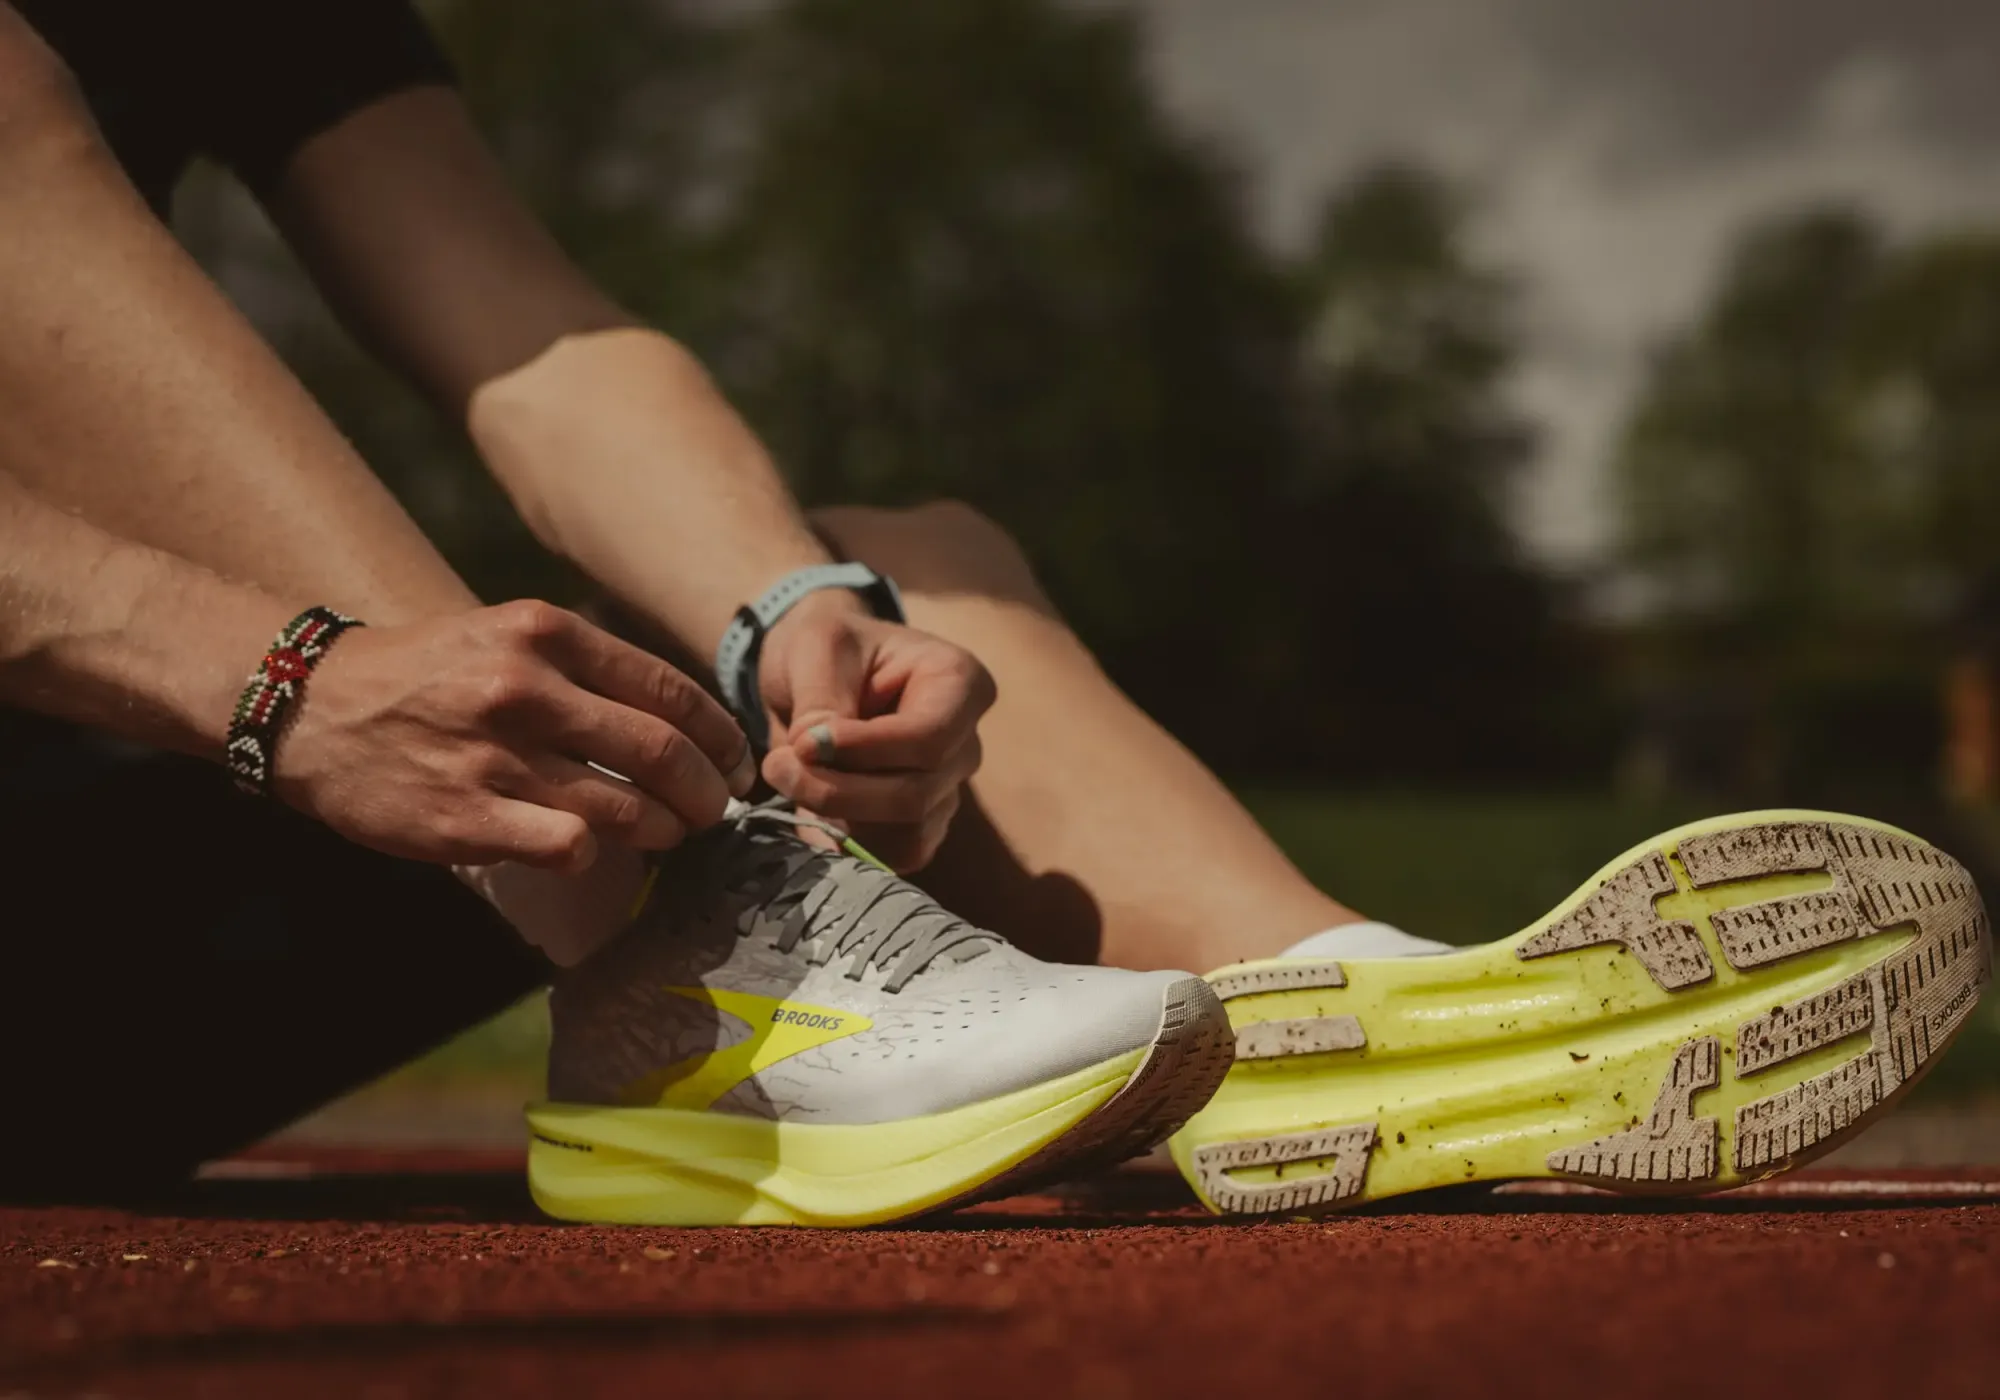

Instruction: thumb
[769,623,865,744]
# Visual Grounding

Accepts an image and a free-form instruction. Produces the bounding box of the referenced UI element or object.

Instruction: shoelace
[717,798,999,992]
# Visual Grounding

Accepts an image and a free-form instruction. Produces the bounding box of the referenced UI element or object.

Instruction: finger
[537,687,734,831]
[774,620,865,735]
[800,720,840,767]
[499,753,688,852]
[763,737,979,825]
[527,608,755,796]
[789,657,992,772]
[461,799,598,875]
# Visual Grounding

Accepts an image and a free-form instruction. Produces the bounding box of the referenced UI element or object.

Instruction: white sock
[1281,920,1452,959]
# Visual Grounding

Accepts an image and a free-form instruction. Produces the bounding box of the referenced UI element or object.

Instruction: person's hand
[756,591,993,871]
[276,599,755,872]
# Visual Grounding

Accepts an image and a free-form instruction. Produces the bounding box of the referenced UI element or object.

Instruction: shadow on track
[9,1167,546,1226]
[20,1163,1995,1230]
[4,1302,1002,1392]
[954,1169,2000,1227]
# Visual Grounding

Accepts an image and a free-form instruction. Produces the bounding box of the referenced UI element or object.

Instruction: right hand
[274,599,754,873]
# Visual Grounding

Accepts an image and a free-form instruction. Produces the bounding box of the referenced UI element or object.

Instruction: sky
[1122,0,2000,568]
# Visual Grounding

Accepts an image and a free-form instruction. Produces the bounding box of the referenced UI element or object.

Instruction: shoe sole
[1170,810,1993,1216]
[527,975,1233,1226]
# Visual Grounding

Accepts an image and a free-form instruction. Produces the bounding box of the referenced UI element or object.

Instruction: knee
[0,17,98,157]
[812,500,1043,601]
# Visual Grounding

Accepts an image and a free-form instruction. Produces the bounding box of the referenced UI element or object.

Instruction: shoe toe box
[745,953,1214,1122]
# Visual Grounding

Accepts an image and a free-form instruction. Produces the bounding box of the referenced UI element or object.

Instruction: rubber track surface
[4,1150,1998,1399]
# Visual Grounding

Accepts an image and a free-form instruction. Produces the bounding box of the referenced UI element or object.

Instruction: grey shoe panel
[725,952,1184,1122]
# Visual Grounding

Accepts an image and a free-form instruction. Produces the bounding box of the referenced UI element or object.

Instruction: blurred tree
[429,0,730,328]
[1269,167,1599,782]
[1618,208,1895,633]
[1294,167,1524,514]
[1608,207,2000,797]
[1857,234,2000,802]
[1856,233,2000,600]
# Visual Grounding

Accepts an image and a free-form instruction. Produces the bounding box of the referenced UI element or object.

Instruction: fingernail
[805,723,837,765]
[728,748,757,796]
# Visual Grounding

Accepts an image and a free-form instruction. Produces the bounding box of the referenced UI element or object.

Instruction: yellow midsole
[1173,808,1960,1204]
[527,1046,1142,1226]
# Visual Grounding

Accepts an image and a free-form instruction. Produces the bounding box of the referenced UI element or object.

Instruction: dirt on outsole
[4,1151,1998,1400]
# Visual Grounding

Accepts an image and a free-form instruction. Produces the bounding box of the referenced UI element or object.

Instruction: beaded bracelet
[225,606,364,797]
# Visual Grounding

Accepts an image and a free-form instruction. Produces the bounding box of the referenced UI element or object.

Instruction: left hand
[757,590,994,871]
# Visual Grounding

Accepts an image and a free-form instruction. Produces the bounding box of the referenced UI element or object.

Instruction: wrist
[223,606,367,796]
[763,585,870,646]
[0,470,306,762]
[126,562,301,760]
[758,588,873,707]
[714,563,906,751]
[90,550,303,762]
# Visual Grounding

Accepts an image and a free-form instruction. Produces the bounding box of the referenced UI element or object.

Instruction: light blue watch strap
[714,563,907,752]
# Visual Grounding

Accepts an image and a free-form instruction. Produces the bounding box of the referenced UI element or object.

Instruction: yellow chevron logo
[617,986,873,1110]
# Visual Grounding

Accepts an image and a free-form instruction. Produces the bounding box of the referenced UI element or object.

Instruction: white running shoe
[529,800,1233,1226]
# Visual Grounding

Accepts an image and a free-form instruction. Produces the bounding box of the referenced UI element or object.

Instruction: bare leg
[813,502,1360,973]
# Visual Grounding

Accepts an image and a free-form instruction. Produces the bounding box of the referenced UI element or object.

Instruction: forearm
[468,328,851,656]
[0,470,295,759]
[267,88,844,658]
[0,15,473,625]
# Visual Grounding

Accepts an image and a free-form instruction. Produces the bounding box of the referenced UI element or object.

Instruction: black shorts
[0,711,546,1196]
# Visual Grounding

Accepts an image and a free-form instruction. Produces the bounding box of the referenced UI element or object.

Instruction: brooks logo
[771,1007,848,1030]
[1932,980,1977,1033]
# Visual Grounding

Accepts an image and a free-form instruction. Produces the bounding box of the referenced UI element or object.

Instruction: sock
[1280,920,1452,959]
[454,849,649,966]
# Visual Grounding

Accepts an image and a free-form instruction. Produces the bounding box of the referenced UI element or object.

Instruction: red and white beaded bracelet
[225,606,364,796]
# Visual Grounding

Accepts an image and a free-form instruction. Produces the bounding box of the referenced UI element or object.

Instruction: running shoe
[1172,810,1992,1214]
[530,800,1233,1226]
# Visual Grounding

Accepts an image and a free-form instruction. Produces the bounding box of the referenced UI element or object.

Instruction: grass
[376,790,2000,1100]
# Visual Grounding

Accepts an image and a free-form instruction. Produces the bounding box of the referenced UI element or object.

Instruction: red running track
[4,1152,1997,1399]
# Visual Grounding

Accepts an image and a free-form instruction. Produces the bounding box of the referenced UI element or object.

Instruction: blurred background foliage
[1616,207,2000,805]
[178,0,2000,817]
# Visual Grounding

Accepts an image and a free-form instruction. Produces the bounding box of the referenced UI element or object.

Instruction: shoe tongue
[722,811,1002,976]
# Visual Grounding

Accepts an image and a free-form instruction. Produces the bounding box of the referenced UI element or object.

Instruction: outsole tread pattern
[1179,813,1994,1217]
[1234,1015,1365,1060]
[1547,1036,1719,1184]
[1515,851,1714,990]
[1208,962,1346,1001]
[1736,974,1873,1076]
[1711,891,1860,970]
[1722,823,1988,1174]
[1677,823,1832,885]
[1735,1051,1883,1171]
[1188,1123,1378,1215]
